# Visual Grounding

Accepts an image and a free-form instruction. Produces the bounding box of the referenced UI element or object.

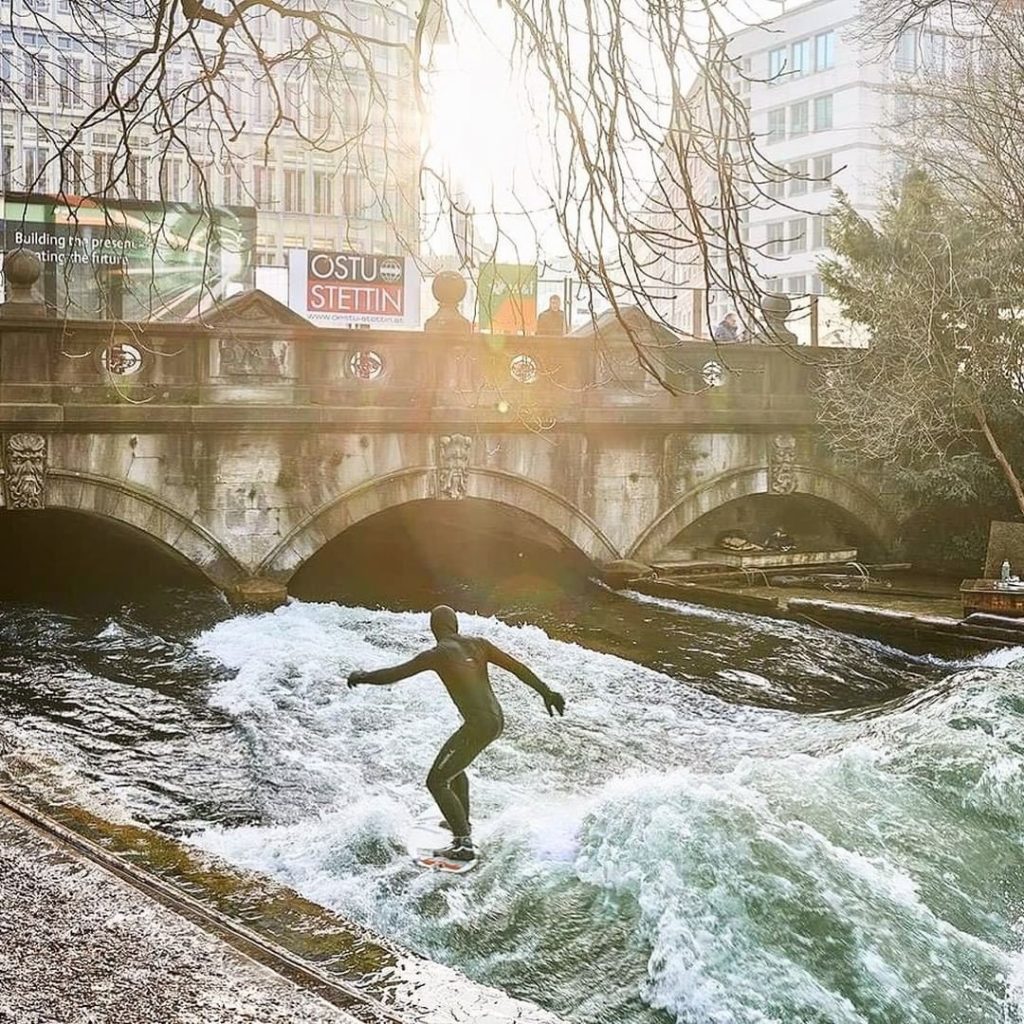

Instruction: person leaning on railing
[712,312,740,343]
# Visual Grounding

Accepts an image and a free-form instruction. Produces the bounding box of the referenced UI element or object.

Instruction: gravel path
[0,812,361,1024]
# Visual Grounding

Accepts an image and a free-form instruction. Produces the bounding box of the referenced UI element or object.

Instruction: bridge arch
[43,470,248,588]
[260,467,620,583]
[628,465,897,563]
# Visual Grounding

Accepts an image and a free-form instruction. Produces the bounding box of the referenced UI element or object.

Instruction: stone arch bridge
[0,286,894,604]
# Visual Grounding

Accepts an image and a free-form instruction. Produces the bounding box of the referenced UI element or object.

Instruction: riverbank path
[0,809,364,1024]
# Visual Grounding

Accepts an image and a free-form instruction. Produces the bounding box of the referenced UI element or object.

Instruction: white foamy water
[193,600,1024,1024]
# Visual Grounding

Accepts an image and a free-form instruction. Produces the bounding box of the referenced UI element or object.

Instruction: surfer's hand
[543,689,565,717]
[347,670,367,688]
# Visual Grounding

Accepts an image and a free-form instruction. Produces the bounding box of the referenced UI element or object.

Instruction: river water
[2,570,1024,1024]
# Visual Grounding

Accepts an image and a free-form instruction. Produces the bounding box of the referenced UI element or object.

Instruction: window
[225,76,248,121]
[731,55,752,96]
[23,147,50,190]
[895,31,916,71]
[92,150,112,193]
[787,275,807,295]
[158,158,183,199]
[342,173,361,213]
[60,148,85,194]
[127,156,150,200]
[283,167,306,212]
[813,153,833,190]
[788,217,807,253]
[190,162,212,204]
[790,101,809,136]
[24,53,48,104]
[254,81,273,126]
[766,277,784,294]
[93,61,107,108]
[254,165,275,206]
[225,164,247,206]
[311,87,332,135]
[313,170,334,215]
[789,160,808,195]
[813,94,833,131]
[767,107,786,141]
[813,214,832,249]
[0,49,13,98]
[60,56,83,108]
[344,90,362,129]
[922,31,947,73]
[255,248,278,267]
[809,274,826,295]
[791,39,811,76]
[766,222,785,256]
[284,80,302,124]
[1,145,13,191]
[766,174,785,200]
[815,31,835,71]
[768,46,787,79]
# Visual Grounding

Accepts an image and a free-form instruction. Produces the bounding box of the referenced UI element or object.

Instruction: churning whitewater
[190,600,1024,1024]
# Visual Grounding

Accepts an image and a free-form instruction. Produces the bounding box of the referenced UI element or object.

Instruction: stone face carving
[438,433,473,499]
[5,433,47,509]
[769,434,797,494]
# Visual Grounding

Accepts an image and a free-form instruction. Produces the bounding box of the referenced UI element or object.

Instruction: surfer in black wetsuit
[347,605,566,862]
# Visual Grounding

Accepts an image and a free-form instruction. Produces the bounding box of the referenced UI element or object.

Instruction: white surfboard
[407,818,478,874]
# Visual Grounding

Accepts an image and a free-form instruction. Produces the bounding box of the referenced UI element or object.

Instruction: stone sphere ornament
[3,248,43,304]
[432,270,468,306]
[425,271,471,335]
[760,292,797,345]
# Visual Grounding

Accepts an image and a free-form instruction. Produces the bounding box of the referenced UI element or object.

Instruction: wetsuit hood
[430,605,459,640]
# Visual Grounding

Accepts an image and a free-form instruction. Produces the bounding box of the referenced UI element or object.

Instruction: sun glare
[427,41,540,210]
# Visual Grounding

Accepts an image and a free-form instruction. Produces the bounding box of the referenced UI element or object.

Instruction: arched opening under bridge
[288,497,595,614]
[648,491,887,565]
[0,509,219,613]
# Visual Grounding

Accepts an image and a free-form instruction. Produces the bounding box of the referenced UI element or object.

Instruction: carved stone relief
[218,337,289,376]
[4,433,47,509]
[438,433,473,500]
[769,434,797,495]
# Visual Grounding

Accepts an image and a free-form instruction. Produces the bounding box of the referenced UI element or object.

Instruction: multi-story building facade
[0,0,421,276]
[647,0,960,341]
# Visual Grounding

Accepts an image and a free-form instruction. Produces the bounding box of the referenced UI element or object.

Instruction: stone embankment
[604,561,1024,656]
[0,810,361,1024]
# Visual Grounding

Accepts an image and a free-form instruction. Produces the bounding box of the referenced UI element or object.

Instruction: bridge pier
[224,577,289,611]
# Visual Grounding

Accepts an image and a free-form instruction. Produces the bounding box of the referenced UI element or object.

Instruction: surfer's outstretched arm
[485,641,566,717]
[348,650,436,687]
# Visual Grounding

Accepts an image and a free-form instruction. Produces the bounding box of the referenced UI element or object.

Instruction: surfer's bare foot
[433,838,475,862]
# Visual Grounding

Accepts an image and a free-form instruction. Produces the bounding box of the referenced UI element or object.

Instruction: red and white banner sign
[287,250,420,328]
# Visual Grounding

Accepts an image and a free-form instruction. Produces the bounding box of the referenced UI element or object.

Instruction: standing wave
[194,601,1024,1024]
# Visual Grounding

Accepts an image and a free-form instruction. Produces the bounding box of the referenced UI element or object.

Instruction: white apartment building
[648,0,957,341]
[0,0,421,272]
[743,0,889,302]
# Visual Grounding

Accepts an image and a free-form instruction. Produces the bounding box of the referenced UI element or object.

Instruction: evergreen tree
[818,171,1024,565]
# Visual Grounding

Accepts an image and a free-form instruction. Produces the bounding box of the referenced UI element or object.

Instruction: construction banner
[476,262,537,334]
[1,193,255,321]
